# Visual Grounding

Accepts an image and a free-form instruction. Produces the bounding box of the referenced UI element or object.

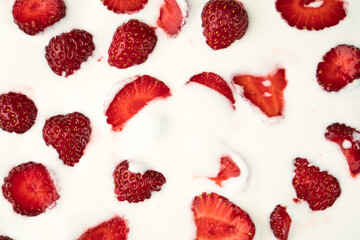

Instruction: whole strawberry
[12,0,66,35]
[0,236,13,240]
[43,112,91,167]
[201,0,248,50]
[108,19,157,69]
[292,158,341,211]
[45,29,95,77]
[270,205,291,240]
[0,92,37,134]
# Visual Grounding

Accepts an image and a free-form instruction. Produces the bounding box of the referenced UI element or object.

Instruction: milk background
[1,0,360,239]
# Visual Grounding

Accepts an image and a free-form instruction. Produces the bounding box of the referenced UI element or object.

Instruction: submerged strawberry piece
[101,0,148,14]
[270,205,291,240]
[316,44,360,92]
[292,158,341,211]
[113,160,166,203]
[105,75,171,131]
[275,0,346,30]
[209,155,240,186]
[325,123,360,177]
[232,68,287,118]
[192,192,255,240]
[2,162,59,216]
[12,0,66,35]
[77,216,129,240]
[157,0,187,37]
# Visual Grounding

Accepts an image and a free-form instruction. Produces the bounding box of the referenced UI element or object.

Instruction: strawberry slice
[209,155,241,187]
[275,0,346,30]
[191,192,256,240]
[232,68,287,118]
[325,123,360,177]
[1,162,60,216]
[12,0,66,35]
[105,75,171,131]
[77,216,129,240]
[316,44,360,92]
[187,72,235,108]
[157,0,188,37]
[101,0,148,14]
[270,205,291,240]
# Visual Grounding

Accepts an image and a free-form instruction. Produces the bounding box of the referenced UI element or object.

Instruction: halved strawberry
[187,72,235,108]
[316,44,360,92]
[209,155,240,187]
[157,0,188,37]
[232,68,287,118]
[325,123,360,177]
[275,0,346,30]
[191,192,256,240]
[101,0,148,14]
[77,216,129,240]
[1,162,60,216]
[12,0,66,35]
[292,158,341,211]
[105,75,171,131]
[270,205,291,240]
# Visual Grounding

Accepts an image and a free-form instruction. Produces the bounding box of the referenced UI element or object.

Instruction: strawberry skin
[77,216,129,240]
[0,92,37,134]
[201,0,248,50]
[102,0,148,14]
[43,112,92,167]
[12,0,66,35]
[0,236,13,240]
[325,123,360,177]
[192,192,256,240]
[113,160,166,203]
[232,68,287,118]
[275,0,346,31]
[108,19,157,69]
[270,205,291,240]
[105,75,171,131]
[292,158,341,211]
[2,162,60,216]
[209,155,240,186]
[316,44,360,92]
[157,0,188,37]
[45,29,95,77]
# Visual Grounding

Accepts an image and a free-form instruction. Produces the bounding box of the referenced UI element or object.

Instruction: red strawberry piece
[0,236,13,240]
[77,216,129,240]
[108,19,157,69]
[1,162,59,216]
[187,72,236,108]
[101,0,148,14]
[12,0,66,35]
[316,44,360,92]
[0,92,37,134]
[192,192,255,240]
[209,155,240,186]
[43,112,91,167]
[232,68,287,118]
[201,0,248,50]
[270,205,291,240]
[113,160,166,203]
[292,157,341,211]
[275,0,346,31]
[325,123,360,177]
[105,75,171,131]
[157,0,188,37]
[45,29,95,77]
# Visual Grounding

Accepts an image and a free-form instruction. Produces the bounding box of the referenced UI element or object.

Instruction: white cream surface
[1,0,360,239]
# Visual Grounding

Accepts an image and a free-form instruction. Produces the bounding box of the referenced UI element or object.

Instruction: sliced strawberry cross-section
[101,0,148,14]
[270,205,291,240]
[209,155,241,187]
[157,0,188,37]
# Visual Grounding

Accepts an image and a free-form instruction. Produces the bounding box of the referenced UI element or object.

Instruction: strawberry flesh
[325,122,360,177]
[2,162,59,216]
[192,192,256,240]
[292,158,341,211]
[105,75,171,131]
[316,44,360,92]
[157,0,187,37]
[270,205,291,240]
[232,68,287,118]
[102,0,148,14]
[209,155,241,186]
[275,0,346,30]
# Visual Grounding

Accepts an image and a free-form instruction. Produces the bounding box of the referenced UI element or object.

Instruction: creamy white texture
[1,0,360,239]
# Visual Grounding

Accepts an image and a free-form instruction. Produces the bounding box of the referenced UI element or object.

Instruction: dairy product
[0,0,360,239]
